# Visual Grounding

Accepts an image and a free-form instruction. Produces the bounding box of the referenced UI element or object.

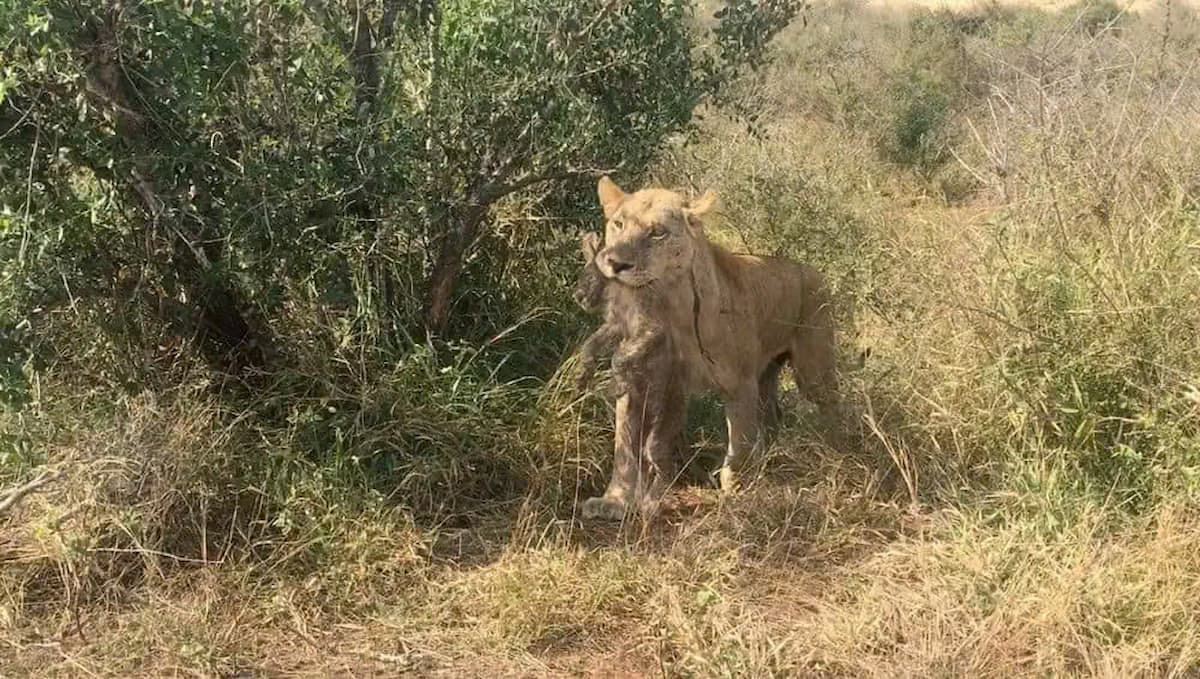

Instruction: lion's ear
[580,231,601,261]
[597,176,626,219]
[687,190,719,217]
[684,190,718,236]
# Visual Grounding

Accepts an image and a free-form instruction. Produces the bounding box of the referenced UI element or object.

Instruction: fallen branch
[0,470,63,515]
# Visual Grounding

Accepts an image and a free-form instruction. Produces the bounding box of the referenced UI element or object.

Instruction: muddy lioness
[580,177,839,520]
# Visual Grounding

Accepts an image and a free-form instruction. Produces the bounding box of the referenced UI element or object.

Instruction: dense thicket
[0,0,799,393]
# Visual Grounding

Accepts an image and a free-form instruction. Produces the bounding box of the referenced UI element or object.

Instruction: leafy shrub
[0,1,809,617]
[886,71,955,175]
[990,243,1200,511]
[881,10,982,177]
[0,0,801,386]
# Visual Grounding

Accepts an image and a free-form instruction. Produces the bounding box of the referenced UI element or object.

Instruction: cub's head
[593,176,717,288]
[573,231,607,313]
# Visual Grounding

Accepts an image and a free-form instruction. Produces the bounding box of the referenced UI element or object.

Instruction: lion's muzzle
[597,247,636,279]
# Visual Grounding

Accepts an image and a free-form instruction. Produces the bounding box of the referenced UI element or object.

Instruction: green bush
[0,0,805,609]
[0,0,801,386]
[886,71,955,175]
[881,10,981,177]
[990,239,1200,512]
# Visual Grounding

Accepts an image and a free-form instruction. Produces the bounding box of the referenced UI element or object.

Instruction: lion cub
[573,232,670,398]
[573,232,620,390]
[572,232,685,520]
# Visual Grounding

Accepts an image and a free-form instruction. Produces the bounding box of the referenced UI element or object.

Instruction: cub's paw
[574,373,592,393]
[581,496,629,522]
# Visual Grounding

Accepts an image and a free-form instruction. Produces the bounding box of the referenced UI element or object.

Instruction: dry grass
[4,1,1200,676]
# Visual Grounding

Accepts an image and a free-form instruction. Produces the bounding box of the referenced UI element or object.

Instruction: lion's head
[593,176,718,288]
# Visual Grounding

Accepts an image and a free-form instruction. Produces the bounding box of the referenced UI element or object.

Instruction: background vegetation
[3,0,1199,676]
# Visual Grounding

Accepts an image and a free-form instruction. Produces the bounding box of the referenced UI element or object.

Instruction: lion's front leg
[638,379,685,517]
[719,381,761,493]
[582,393,643,521]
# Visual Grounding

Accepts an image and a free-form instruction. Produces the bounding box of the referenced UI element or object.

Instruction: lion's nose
[605,255,633,275]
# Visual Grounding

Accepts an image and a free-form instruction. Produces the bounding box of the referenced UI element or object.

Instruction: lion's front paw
[581,496,629,522]
[718,466,740,494]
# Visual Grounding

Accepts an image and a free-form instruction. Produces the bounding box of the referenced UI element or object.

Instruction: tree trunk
[422,236,466,336]
[422,204,488,335]
[419,169,584,335]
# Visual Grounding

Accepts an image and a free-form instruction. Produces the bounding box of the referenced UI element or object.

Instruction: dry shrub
[0,385,430,628]
[790,502,1200,677]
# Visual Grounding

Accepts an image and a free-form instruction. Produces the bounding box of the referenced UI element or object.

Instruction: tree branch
[0,470,63,515]
[476,164,624,205]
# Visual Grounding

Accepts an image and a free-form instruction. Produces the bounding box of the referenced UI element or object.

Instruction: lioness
[582,177,838,519]
[578,228,788,427]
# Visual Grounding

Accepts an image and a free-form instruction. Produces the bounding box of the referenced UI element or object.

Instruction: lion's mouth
[608,271,653,287]
[597,261,645,286]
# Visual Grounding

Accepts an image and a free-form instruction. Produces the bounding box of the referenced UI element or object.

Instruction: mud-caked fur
[572,232,622,393]
[572,232,688,520]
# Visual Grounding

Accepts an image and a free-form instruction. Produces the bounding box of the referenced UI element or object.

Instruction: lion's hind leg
[790,316,842,446]
[758,356,785,432]
[718,380,762,493]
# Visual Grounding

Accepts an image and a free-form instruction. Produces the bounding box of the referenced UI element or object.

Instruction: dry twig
[0,470,63,515]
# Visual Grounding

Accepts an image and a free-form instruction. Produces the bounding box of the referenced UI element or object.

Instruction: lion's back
[712,248,828,326]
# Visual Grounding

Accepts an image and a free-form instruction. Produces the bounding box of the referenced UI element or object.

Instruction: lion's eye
[611,220,624,231]
[650,227,668,240]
